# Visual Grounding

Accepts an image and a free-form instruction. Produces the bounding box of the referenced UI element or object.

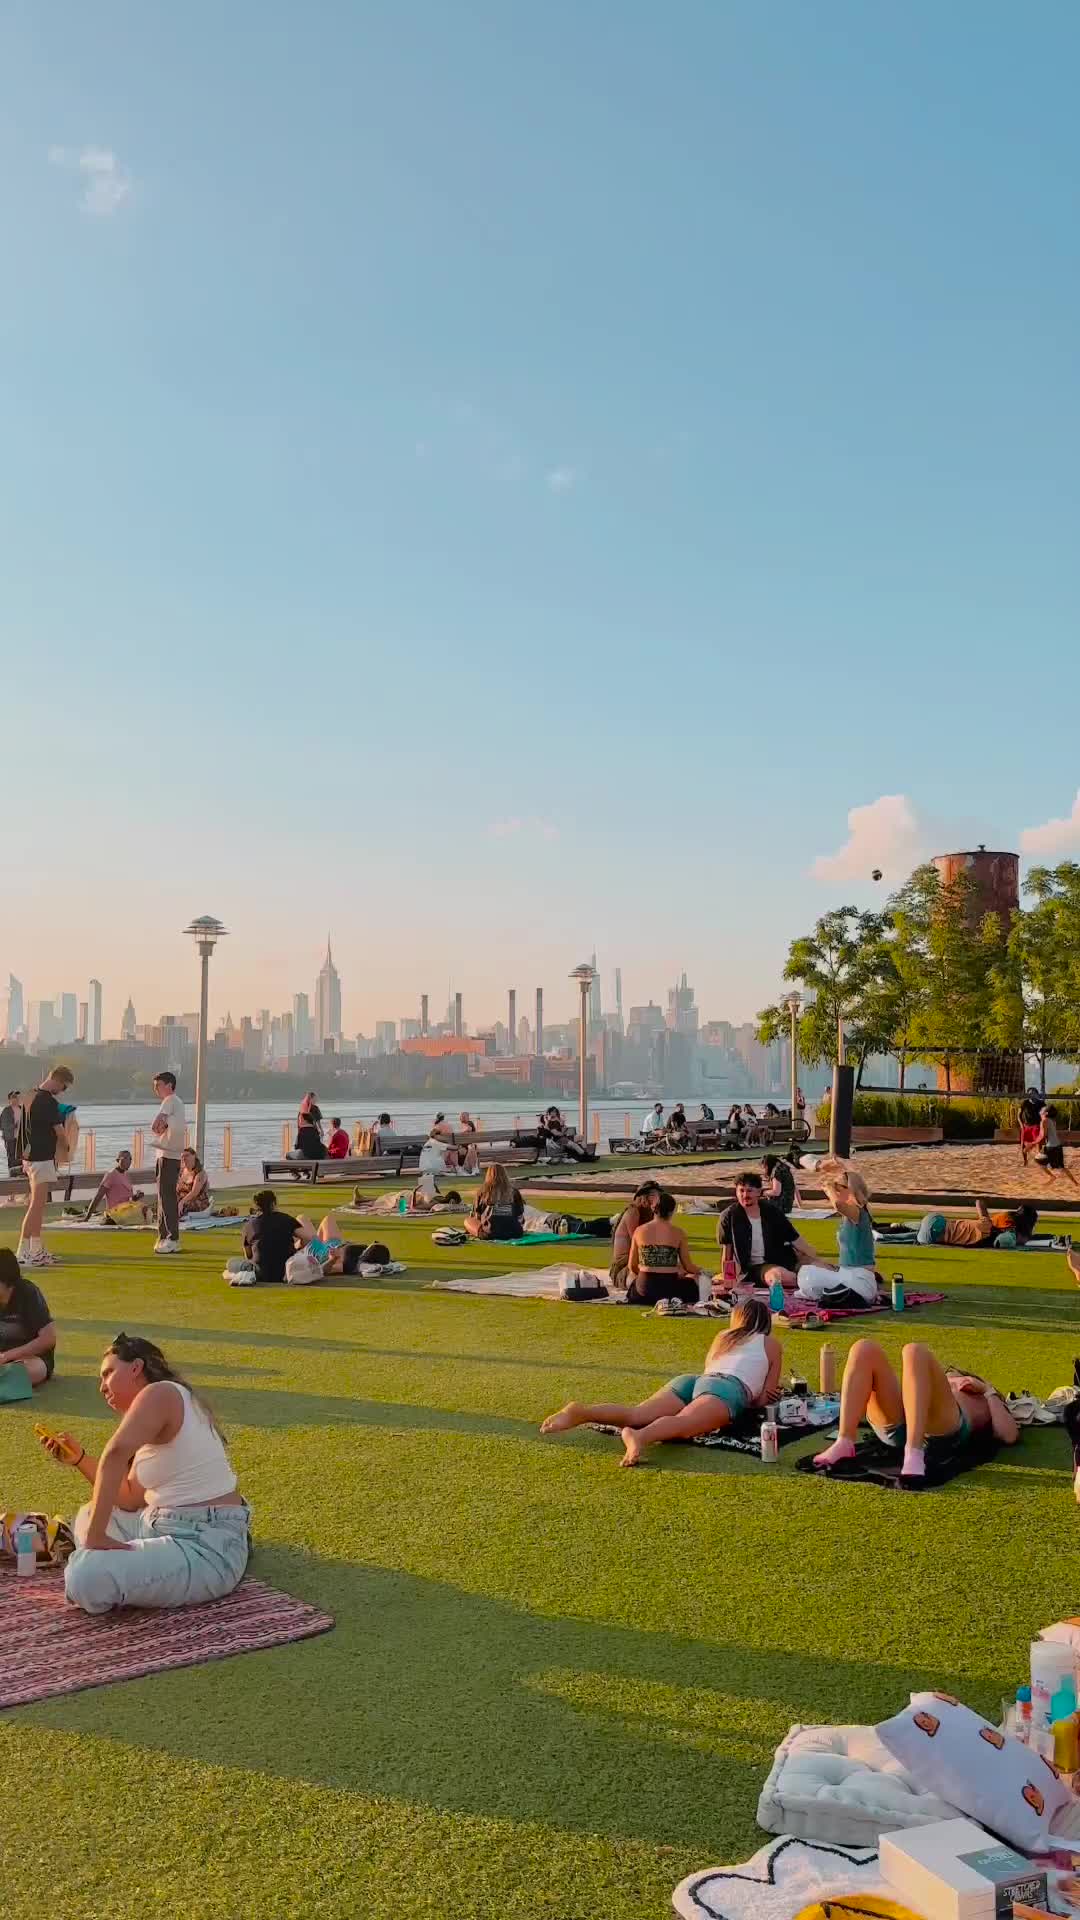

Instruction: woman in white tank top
[540,1299,783,1469]
[38,1333,250,1616]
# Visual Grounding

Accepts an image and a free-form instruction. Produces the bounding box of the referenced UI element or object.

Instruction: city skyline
[5,6,1080,1044]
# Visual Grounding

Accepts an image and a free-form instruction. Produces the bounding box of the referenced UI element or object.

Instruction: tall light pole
[570,962,596,1142]
[184,917,227,1162]
[784,991,802,1125]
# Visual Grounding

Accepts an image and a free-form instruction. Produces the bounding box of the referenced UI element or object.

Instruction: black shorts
[341,1241,390,1274]
[1046,1146,1065,1170]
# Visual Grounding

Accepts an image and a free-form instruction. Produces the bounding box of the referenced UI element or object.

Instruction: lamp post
[184,917,227,1162]
[570,962,597,1142]
[783,991,802,1126]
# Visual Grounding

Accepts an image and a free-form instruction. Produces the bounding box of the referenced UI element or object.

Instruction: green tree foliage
[756,907,891,1070]
[987,862,1080,1088]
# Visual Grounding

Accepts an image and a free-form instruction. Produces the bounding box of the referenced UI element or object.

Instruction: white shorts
[797,1263,878,1305]
[24,1161,56,1180]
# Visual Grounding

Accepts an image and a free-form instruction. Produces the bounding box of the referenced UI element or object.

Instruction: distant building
[121,997,137,1041]
[5,975,24,1043]
[666,972,698,1038]
[375,1020,397,1055]
[400,1035,491,1058]
[293,993,313,1054]
[30,1000,62,1048]
[55,993,78,1044]
[400,1017,422,1041]
[627,1002,665,1048]
[88,979,102,1047]
[78,1001,88,1042]
[589,953,602,1029]
[314,940,342,1050]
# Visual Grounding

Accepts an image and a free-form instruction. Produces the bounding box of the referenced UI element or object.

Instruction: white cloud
[49,144,132,216]
[810,794,924,885]
[1020,790,1080,858]
[487,817,559,842]
[546,465,578,494]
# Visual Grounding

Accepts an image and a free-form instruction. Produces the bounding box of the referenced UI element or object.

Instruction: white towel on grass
[432,1265,616,1300]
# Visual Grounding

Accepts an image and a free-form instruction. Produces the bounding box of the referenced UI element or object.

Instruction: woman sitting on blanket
[177,1148,211,1218]
[41,1332,249,1615]
[0,1247,57,1387]
[795,1160,878,1307]
[626,1191,708,1307]
[813,1340,1019,1481]
[464,1164,526,1241]
[295,1212,391,1276]
[541,1299,783,1468]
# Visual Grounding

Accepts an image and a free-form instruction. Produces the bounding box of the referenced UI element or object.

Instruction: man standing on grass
[16,1065,74,1269]
[151,1071,186,1254]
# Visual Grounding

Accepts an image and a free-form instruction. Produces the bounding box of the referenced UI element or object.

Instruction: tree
[887,864,996,1093]
[988,862,1080,1088]
[757,907,892,1073]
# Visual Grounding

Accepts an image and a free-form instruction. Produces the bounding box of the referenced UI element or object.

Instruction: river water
[64,1095,751,1171]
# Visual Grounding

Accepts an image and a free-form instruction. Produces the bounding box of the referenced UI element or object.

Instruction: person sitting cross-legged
[626,1190,707,1306]
[812,1339,1019,1481]
[540,1299,782,1468]
[44,1332,250,1614]
[718,1172,817,1289]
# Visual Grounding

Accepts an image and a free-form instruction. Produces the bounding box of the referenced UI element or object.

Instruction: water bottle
[891,1273,905,1312]
[398,1194,408,1214]
[819,1344,837,1396]
[768,1276,786,1313]
[15,1520,37,1576]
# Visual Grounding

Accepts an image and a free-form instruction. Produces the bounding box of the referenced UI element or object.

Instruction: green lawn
[1,1198,1078,1919]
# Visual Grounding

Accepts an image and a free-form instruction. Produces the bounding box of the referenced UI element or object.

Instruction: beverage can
[891,1274,905,1312]
[15,1521,37,1576]
[760,1420,779,1464]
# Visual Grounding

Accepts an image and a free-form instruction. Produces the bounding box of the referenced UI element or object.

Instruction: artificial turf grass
[0,1215,1078,1919]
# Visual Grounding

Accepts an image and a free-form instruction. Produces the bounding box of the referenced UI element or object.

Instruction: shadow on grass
[10,1548,1030,1855]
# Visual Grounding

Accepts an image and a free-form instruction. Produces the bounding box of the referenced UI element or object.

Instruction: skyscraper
[6,976,24,1042]
[55,993,78,1044]
[121,997,137,1041]
[614,967,623,1031]
[88,979,102,1046]
[78,1002,88,1042]
[314,938,342,1049]
[589,952,602,1027]
[293,993,312,1053]
[374,1020,396,1055]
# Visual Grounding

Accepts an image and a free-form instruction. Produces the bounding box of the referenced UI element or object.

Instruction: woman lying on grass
[40,1333,249,1614]
[0,1247,57,1387]
[540,1299,782,1467]
[813,1339,1019,1481]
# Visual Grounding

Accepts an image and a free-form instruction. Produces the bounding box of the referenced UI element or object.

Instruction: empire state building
[315,938,342,1049]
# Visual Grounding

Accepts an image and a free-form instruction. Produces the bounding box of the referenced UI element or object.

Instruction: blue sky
[3,1,1079,1039]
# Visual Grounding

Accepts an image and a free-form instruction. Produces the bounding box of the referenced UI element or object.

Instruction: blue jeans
[917,1213,947,1244]
[65,1502,250,1614]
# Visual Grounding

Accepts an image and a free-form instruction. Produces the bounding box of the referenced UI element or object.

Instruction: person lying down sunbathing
[540,1299,782,1468]
[813,1340,1019,1481]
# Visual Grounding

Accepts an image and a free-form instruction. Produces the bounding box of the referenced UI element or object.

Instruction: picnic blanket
[779,1288,945,1327]
[0,1565,334,1709]
[674,1833,888,1920]
[589,1410,808,1458]
[53,1210,240,1232]
[432,1265,616,1301]
[796,1425,1000,1490]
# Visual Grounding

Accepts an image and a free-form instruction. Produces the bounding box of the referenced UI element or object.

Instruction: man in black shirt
[1,1091,21,1174]
[718,1171,816,1288]
[242,1190,303,1284]
[17,1065,74,1272]
[0,1253,57,1383]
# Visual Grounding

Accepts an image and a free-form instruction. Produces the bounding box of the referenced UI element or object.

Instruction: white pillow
[877,1690,1073,1852]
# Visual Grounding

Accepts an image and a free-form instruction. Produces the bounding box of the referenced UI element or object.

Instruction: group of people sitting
[639,1101,792,1152]
[81,1148,212,1226]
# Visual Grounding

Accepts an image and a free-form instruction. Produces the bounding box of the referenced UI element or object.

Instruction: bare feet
[620,1425,644,1467]
[813,1435,857,1470]
[540,1402,585,1434]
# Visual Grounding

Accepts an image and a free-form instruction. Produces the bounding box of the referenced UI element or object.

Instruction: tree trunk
[944,1053,952,1096]
[1040,1053,1047,1094]
[898,1048,907,1093]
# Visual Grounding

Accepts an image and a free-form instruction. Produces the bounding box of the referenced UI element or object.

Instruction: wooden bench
[0,1166,159,1204]
[261,1155,409,1185]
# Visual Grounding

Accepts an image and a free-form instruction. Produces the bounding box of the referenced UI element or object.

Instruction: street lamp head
[184,916,228,951]
[570,963,597,985]
[783,990,802,1015]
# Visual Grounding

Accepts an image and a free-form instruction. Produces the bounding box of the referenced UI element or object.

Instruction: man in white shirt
[151,1071,186,1253]
[640,1103,664,1140]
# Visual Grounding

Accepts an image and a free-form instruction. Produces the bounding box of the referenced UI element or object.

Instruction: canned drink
[15,1521,38,1576]
[760,1420,780,1464]
[891,1274,905,1312]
